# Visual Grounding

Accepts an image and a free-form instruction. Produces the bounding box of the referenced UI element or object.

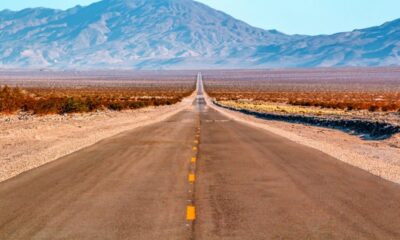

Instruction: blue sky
[1,0,399,35]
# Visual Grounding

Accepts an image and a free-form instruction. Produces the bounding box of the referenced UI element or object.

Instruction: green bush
[60,98,89,114]
[129,101,146,109]
[108,102,123,111]
[85,97,103,111]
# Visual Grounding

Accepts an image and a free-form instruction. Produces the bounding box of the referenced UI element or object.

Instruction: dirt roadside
[0,94,195,182]
[205,96,400,184]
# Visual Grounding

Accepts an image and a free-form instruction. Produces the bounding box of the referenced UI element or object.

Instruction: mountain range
[0,0,399,69]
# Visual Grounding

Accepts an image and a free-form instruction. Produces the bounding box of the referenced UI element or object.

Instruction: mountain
[255,19,400,67]
[0,0,399,69]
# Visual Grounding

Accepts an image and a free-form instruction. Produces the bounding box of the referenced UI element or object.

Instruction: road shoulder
[205,95,400,184]
[0,93,195,182]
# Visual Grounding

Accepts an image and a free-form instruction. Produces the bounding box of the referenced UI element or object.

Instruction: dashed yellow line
[188,173,196,183]
[186,125,200,223]
[186,205,196,221]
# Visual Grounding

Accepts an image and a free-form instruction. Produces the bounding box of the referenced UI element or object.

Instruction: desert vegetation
[204,68,400,139]
[0,71,195,115]
[209,91,400,112]
[205,68,400,112]
[0,86,193,115]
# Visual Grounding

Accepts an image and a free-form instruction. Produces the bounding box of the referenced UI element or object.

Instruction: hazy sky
[1,0,399,35]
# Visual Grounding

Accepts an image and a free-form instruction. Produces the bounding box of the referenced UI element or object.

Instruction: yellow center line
[186,128,199,223]
[186,206,196,221]
[188,173,196,183]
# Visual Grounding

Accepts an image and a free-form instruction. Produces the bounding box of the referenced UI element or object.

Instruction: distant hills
[0,0,399,69]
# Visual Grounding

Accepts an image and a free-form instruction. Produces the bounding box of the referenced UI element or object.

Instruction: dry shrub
[208,90,400,112]
[0,85,193,115]
[0,86,28,113]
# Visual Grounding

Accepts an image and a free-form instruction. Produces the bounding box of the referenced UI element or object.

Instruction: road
[1,73,400,239]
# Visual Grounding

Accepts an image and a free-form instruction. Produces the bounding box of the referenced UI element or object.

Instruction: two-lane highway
[1,73,400,239]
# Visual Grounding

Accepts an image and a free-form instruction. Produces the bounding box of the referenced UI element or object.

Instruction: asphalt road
[1,73,400,239]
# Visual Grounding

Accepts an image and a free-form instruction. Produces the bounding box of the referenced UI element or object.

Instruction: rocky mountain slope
[0,0,399,69]
[256,19,400,67]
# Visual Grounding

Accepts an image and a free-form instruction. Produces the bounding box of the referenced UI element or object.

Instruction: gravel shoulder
[0,94,195,182]
[206,96,400,184]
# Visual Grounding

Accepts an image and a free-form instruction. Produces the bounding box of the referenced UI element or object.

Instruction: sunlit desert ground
[0,70,196,181]
[204,68,400,183]
[1,68,400,183]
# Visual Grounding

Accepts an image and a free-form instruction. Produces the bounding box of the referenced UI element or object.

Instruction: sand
[207,97,400,184]
[0,94,195,182]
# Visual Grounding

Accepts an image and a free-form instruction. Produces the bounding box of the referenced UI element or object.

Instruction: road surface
[1,73,400,240]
